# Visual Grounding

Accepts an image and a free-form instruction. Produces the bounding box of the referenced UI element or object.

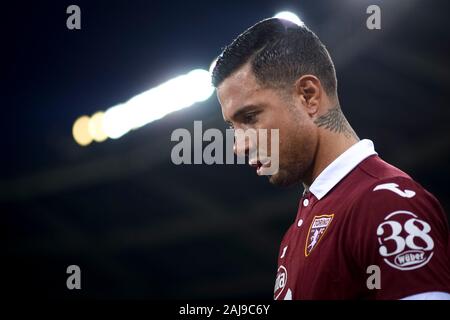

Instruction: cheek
[281,119,316,158]
[280,115,305,144]
[267,117,293,154]
[264,105,313,157]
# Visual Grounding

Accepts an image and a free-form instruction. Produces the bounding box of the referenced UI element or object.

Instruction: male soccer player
[211,18,450,299]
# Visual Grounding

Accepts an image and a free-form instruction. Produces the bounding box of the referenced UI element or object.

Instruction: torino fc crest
[305,214,334,256]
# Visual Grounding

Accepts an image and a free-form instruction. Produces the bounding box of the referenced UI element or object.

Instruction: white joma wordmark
[280,246,288,259]
[373,183,416,198]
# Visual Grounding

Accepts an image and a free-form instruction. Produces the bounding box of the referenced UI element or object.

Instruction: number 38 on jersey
[377,210,434,271]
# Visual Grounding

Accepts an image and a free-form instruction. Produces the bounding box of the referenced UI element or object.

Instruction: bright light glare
[274,11,304,26]
[102,69,214,140]
[74,68,214,143]
[88,111,108,142]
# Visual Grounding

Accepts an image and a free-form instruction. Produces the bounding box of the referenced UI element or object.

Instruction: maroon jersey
[274,140,450,300]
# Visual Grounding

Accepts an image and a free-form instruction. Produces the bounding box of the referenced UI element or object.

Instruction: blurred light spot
[88,111,108,142]
[274,11,304,26]
[102,68,214,140]
[73,68,214,144]
[72,115,93,146]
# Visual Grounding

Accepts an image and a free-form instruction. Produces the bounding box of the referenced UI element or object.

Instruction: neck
[303,105,359,187]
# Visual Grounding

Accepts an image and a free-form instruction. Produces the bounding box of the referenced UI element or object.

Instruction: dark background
[2,0,449,299]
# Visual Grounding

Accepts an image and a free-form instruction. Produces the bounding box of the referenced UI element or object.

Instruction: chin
[268,169,298,187]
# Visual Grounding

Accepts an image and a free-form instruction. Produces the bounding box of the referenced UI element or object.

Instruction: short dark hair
[211,18,337,96]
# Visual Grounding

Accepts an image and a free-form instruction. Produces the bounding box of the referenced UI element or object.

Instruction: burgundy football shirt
[274,140,450,300]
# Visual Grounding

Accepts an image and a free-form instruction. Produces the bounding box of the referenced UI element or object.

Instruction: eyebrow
[224,104,260,124]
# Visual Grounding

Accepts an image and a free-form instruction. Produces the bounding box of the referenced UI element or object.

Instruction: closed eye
[242,112,259,124]
[226,104,262,128]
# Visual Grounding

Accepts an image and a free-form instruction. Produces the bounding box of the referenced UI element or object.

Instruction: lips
[249,159,262,170]
[249,159,271,176]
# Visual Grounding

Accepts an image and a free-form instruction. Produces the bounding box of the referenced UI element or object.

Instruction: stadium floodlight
[72,12,303,146]
[73,68,214,145]
[274,11,304,26]
[72,115,93,146]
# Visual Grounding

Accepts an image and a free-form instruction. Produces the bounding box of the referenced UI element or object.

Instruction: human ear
[294,75,322,116]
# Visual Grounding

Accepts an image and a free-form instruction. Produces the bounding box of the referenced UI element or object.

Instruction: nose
[233,142,248,157]
[233,130,253,158]
[233,138,247,157]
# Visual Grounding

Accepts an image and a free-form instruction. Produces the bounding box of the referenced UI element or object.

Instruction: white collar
[307,139,377,200]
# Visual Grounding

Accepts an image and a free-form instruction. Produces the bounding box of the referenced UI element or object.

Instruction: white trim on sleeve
[400,291,450,300]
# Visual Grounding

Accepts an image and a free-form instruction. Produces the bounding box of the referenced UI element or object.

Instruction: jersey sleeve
[348,176,450,299]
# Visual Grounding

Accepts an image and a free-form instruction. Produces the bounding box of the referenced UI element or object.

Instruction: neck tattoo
[313,105,358,140]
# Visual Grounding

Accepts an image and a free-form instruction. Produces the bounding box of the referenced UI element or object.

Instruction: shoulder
[337,156,450,298]
[350,172,448,232]
[344,156,449,267]
[346,158,449,273]
[346,156,447,227]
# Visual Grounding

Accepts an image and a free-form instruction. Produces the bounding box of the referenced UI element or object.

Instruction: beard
[263,102,318,187]
[268,164,303,187]
[268,140,316,187]
[268,168,294,187]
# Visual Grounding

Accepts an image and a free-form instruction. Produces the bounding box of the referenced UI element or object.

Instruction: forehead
[216,63,264,120]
